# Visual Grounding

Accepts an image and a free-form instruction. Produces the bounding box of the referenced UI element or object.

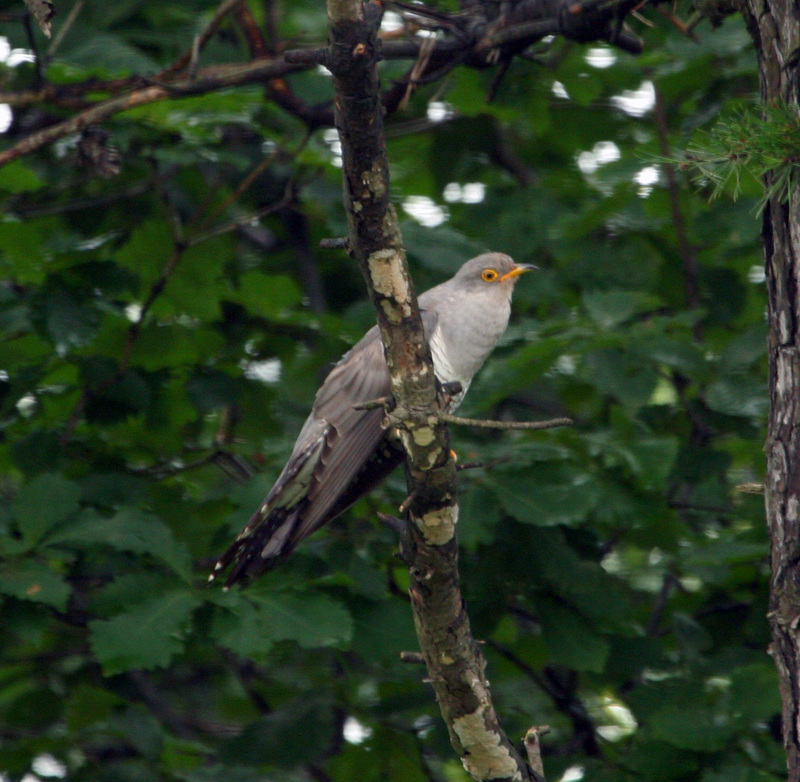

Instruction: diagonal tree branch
[326,1,540,780]
[0,59,305,168]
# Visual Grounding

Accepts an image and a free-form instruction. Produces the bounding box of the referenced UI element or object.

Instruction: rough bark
[740,0,800,776]
[326,2,539,779]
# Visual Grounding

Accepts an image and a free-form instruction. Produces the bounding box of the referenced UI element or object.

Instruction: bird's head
[453,253,536,293]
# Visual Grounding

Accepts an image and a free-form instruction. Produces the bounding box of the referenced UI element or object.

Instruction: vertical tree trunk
[741,1,800,776]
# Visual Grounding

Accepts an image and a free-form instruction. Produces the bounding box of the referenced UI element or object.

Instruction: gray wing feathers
[213,308,439,584]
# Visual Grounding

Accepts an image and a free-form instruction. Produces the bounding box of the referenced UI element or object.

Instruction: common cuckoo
[211,253,533,586]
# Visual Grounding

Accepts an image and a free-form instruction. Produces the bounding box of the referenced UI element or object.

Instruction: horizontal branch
[0,59,305,168]
[0,0,650,168]
[354,397,572,432]
[440,413,573,431]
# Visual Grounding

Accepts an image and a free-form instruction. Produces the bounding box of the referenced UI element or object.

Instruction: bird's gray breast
[424,287,512,411]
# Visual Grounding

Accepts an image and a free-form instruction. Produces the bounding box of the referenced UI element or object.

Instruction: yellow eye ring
[481,269,499,282]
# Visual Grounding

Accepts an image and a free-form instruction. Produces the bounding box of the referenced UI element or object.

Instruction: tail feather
[209,503,306,588]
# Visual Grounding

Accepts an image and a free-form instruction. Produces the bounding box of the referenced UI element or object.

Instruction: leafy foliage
[0,1,780,781]
[682,101,800,207]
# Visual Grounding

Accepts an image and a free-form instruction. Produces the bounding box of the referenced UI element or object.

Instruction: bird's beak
[499,263,538,282]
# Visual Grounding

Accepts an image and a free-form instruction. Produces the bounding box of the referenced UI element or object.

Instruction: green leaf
[64,684,126,731]
[458,484,500,550]
[402,222,487,275]
[646,680,734,751]
[11,473,82,545]
[115,218,172,279]
[209,597,274,660]
[729,663,781,724]
[493,470,600,526]
[231,272,302,318]
[89,588,200,675]
[582,349,659,408]
[526,527,632,627]
[47,508,193,580]
[706,375,767,418]
[582,290,661,329]
[589,434,679,491]
[129,323,226,371]
[537,597,610,672]
[0,220,45,283]
[351,597,419,663]
[45,285,100,356]
[185,369,239,413]
[0,161,43,193]
[620,740,700,780]
[220,696,336,768]
[639,335,707,378]
[0,557,71,609]
[61,30,160,73]
[111,705,164,758]
[213,590,353,655]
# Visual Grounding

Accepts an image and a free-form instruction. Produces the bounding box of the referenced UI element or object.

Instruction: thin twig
[440,413,573,431]
[524,726,550,782]
[354,396,572,430]
[353,396,392,411]
[46,0,85,60]
[192,131,310,236]
[160,0,247,78]
[653,81,701,340]
[187,178,297,247]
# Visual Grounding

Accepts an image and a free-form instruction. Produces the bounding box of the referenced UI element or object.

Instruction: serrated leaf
[493,470,600,526]
[11,473,81,545]
[0,557,70,609]
[706,375,767,418]
[537,597,609,672]
[45,285,99,357]
[458,485,500,550]
[115,219,172,279]
[582,349,659,408]
[219,589,353,654]
[402,222,486,275]
[210,599,274,661]
[47,508,193,579]
[582,289,660,329]
[89,589,199,675]
[232,272,302,318]
[220,696,336,767]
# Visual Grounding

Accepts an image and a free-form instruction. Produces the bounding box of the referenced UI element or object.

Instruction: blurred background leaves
[0,0,780,780]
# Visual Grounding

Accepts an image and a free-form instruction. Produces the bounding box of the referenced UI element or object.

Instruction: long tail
[208,504,305,588]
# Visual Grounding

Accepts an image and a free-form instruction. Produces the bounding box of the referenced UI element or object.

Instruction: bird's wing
[212,311,439,585]
[287,328,393,542]
[299,308,438,528]
[211,328,389,583]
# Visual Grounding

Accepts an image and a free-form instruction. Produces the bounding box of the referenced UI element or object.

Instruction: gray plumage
[211,253,533,586]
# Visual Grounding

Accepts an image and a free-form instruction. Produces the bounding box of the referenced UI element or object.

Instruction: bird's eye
[481,269,499,282]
